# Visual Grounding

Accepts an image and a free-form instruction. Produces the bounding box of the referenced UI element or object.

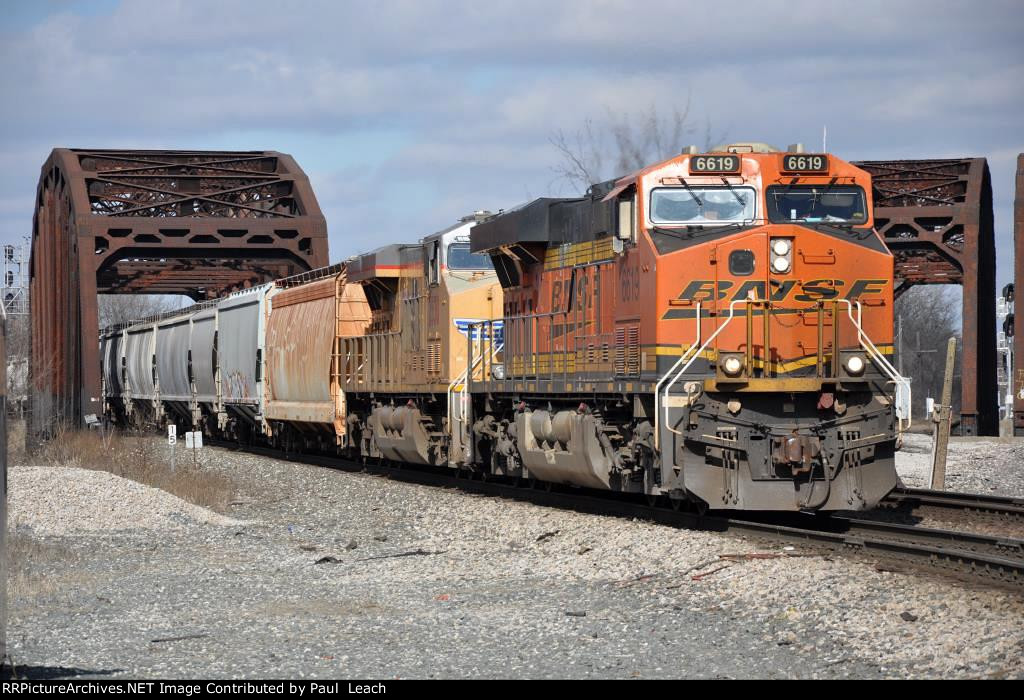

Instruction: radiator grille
[427,342,442,376]
[614,326,640,376]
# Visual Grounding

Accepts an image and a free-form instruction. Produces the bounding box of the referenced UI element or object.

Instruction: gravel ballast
[9,466,242,535]
[6,435,1024,679]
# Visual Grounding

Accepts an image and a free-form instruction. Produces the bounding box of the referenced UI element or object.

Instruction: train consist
[101,143,909,512]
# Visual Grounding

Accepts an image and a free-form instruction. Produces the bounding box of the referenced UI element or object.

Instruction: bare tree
[98,294,188,328]
[550,99,726,192]
[609,101,693,175]
[894,285,962,422]
[550,117,607,193]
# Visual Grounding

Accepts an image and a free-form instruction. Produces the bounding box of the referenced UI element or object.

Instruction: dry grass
[7,417,28,467]
[17,421,236,512]
[6,531,74,599]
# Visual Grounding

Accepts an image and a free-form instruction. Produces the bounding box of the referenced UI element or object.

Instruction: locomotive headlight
[845,355,866,376]
[770,238,792,274]
[492,363,506,380]
[721,355,744,376]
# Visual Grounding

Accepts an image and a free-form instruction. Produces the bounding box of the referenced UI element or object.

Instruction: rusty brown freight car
[264,264,371,449]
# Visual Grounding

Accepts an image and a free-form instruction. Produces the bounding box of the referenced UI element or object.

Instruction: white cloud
[0,0,1021,286]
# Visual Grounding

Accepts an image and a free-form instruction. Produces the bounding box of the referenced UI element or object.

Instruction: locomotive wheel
[669,497,686,512]
[646,494,660,508]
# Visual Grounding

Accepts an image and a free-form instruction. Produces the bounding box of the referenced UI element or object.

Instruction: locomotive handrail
[448,320,503,466]
[654,302,702,449]
[493,267,577,380]
[844,300,912,431]
[654,297,912,450]
[656,299,756,449]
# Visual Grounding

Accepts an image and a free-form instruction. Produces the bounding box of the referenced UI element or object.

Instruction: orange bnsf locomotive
[459,143,909,511]
[102,143,909,513]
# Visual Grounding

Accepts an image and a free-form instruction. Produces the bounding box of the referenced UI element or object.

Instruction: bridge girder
[854,158,996,435]
[30,149,329,434]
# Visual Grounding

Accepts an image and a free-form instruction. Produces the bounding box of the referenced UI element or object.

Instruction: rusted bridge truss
[30,149,328,434]
[854,158,996,435]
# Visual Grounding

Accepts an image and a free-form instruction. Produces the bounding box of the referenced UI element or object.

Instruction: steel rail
[817,514,1023,560]
[883,486,1024,520]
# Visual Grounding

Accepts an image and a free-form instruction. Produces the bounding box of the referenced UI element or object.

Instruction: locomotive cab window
[766,185,867,224]
[649,186,756,225]
[447,242,494,271]
[728,250,755,276]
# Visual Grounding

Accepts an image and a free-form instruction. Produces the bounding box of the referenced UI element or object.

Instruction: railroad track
[210,440,1024,592]
[882,486,1024,521]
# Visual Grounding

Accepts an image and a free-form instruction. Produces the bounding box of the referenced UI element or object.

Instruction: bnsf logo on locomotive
[662,279,887,319]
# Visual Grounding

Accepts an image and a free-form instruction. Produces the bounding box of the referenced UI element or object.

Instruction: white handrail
[656,298,767,448]
[842,300,912,431]
[447,322,503,462]
[653,302,700,449]
[654,297,911,451]
[655,298,765,448]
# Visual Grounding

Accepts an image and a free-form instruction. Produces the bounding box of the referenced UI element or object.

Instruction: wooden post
[930,337,957,490]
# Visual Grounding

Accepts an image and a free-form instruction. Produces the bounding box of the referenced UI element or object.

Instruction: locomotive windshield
[649,186,757,225]
[447,242,494,270]
[766,185,867,224]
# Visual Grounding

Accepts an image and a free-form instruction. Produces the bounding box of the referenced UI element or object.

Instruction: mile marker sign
[167,424,177,446]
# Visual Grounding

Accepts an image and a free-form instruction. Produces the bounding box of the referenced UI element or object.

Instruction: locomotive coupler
[772,431,822,475]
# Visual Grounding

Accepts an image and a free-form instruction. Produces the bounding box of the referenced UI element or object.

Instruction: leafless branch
[98,294,186,329]
[895,285,963,419]
[549,118,605,193]
[550,96,719,193]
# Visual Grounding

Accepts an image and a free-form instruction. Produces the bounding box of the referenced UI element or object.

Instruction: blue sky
[1,0,1022,290]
